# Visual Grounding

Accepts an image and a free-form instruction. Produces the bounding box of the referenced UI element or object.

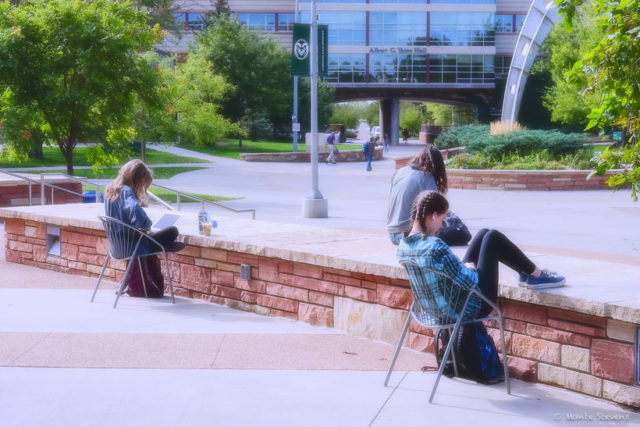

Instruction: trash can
[82,190,104,203]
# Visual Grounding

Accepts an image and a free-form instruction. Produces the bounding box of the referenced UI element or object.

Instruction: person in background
[402,128,409,144]
[383,133,390,153]
[387,145,447,245]
[104,159,184,255]
[325,132,338,164]
[364,136,376,171]
[398,191,566,322]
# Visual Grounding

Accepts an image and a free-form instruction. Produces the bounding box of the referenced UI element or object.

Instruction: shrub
[434,124,489,149]
[345,130,357,139]
[465,130,587,158]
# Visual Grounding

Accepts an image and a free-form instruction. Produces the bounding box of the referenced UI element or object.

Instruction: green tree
[329,103,362,130]
[211,0,231,16]
[557,0,640,199]
[542,11,602,130]
[297,78,335,136]
[399,102,427,136]
[169,53,238,146]
[196,15,293,139]
[362,101,379,127]
[0,0,164,174]
[427,104,453,126]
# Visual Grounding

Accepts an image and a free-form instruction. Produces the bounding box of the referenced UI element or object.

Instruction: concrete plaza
[1,144,639,426]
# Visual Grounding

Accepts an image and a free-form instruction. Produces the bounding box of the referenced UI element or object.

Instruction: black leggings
[462,229,536,316]
[149,226,179,253]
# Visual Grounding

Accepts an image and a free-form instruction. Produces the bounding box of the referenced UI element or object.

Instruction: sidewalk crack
[209,334,226,369]
[8,332,52,366]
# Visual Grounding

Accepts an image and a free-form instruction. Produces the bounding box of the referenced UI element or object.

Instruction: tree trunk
[141,140,146,163]
[238,137,242,148]
[64,150,74,175]
[28,139,43,159]
[60,141,74,175]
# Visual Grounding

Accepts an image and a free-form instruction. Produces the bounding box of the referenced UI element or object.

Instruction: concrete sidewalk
[1,228,638,427]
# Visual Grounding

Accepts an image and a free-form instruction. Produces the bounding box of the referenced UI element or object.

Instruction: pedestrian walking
[325,132,338,164]
[363,137,376,171]
[383,133,390,153]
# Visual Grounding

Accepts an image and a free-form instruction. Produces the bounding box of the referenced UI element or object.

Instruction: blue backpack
[453,323,504,384]
[362,142,368,153]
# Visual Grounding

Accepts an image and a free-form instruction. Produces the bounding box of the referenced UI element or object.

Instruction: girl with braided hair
[398,191,565,318]
[387,145,447,245]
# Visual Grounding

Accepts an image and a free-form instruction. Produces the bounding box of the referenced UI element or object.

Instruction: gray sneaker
[525,269,566,289]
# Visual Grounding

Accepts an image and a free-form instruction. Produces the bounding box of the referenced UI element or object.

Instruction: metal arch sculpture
[501,0,559,128]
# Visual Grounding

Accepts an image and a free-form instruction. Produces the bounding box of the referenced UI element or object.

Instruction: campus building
[162,0,532,142]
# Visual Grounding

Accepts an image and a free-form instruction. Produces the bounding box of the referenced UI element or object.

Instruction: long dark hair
[409,145,448,194]
[410,191,449,237]
[104,159,153,203]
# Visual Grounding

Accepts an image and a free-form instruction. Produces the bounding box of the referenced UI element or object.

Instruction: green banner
[291,23,328,77]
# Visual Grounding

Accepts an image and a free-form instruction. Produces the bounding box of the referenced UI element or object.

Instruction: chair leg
[448,327,460,378]
[138,258,148,298]
[430,320,463,403]
[384,304,413,387]
[91,253,111,302]
[162,251,175,304]
[114,257,137,309]
[498,315,511,394]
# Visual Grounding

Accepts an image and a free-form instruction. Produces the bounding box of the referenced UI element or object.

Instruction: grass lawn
[148,188,238,203]
[81,185,237,204]
[0,146,208,169]
[178,139,361,160]
[28,166,207,180]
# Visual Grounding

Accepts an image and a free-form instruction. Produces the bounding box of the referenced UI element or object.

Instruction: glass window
[236,13,276,31]
[515,15,525,32]
[369,54,426,83]
[430,12,494,47]
[187,13,206,31]
[429,55,494,83]
[370,12,427,46]
[300,0,365,2]
[278,14,295,31]
[495,14,513,32]
[327,54,366,83]
[494,56,511,77]
[370,0,425,3]
[431,0,494,3]
[299,12,366,45]
[173,13,186,27]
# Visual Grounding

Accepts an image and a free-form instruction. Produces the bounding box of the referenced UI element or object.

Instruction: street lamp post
[302,0,328,218]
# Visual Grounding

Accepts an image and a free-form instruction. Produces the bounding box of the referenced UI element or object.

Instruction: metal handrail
[149,183,256,220]
[0,169,256,220]
[38,172,104,205]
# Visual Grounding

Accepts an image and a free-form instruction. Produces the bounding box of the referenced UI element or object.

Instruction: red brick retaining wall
[3,216,638,408]
[0,182,82,207]
[394,156,618,191]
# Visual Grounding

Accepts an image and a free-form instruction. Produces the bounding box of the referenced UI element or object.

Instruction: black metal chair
[385,259,510,403]
[91,215,175,308]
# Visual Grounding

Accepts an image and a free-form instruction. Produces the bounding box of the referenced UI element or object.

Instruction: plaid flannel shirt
[397,233,482,322]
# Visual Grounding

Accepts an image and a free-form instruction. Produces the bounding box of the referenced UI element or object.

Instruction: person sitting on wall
[398,191,566,320]
[387,146,447,245]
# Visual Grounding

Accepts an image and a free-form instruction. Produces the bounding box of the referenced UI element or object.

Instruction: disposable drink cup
[202,223,212,236]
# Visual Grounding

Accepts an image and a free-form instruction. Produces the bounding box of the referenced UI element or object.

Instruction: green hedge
[434,124,488,149]
[435,125,588,158]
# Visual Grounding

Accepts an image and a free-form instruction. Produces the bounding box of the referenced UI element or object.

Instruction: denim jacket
[104,185,152,256]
